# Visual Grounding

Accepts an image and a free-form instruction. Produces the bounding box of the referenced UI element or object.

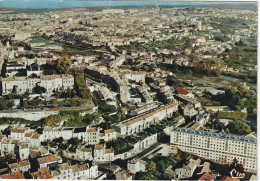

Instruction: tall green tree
[147,161,156,171]
[50,99,58,107]
[56,57,72,74]
[74,70,92,99]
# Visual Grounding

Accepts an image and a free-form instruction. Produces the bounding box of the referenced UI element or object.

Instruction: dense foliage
[216,111,247,120]
[56,57,72,74]
[73,70,92,99]
[227,120,251,135]
[98,102,117,113]
[135,150,189,180]
[64,113,96,127]
[0,100,14,110]
[33,85,47,94]
[222,85,256,114]
[43,115,62,127]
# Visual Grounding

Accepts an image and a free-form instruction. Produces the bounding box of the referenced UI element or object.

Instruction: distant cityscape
[0,1,257,181]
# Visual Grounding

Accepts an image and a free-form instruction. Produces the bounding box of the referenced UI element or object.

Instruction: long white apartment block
[1,74,74,95]
[112,102,178,137]
[170,127,257,173]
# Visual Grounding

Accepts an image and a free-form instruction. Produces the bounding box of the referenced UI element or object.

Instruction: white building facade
[112,102,178,137]
[170,127,257,173]
[1,74,74,95]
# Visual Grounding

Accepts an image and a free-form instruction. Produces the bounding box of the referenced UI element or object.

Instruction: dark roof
[36,128,43,134]
[0,165,9,176]
[74,127,86,133]
[172,127,256,144]
[63,128,74,131]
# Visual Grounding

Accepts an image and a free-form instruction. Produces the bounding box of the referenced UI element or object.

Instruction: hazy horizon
[0,0,255,10]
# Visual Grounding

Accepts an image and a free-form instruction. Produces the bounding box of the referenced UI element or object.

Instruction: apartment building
[93,144,114,162]
[73,127,87,140]
[84,66,130,103]
[10,128,31,142]
[183,104,198,117]
[8,161,31,173]
[103,129,117,142]
[130,103,159,116]
[115,169,133,180]
[5,61,27,77]
[123,71,146,83]
[112,102,178,137]
[32,167,53,179]
[30,134,43,148]
[18,143,30,160]
[0,137,18,156]
[127,158,146,174]
[175,158,201,179]
[50,163,99,180]
[76,146,93,160]
[86,128,100,145]
[170,127,257,173]
[37,155,63,168]
[1,74,74,95]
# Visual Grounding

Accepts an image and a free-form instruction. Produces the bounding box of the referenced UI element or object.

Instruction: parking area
[146,144,178,159]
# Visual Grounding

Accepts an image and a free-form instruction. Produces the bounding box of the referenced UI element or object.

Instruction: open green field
[116,39,186,52]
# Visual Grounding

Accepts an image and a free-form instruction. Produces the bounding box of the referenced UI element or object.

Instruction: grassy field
[29,37,51,43]
[116,39,186,52]
[61,43,104,56]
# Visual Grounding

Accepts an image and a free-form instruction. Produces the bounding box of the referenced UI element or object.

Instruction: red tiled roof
[198,172,214,181]
[0,171,25,179]
[121,169,132,179]
[37,155,62,164]
[176,87,190,95]
[32,167,53,179]
[13,171,25,179]
[0,173,12,179]
[31,134,41,139]
[11,129,25,133]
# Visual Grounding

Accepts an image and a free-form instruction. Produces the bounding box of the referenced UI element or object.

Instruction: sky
[0,0,255,9]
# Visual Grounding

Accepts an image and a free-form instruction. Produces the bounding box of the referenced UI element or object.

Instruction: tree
[59,143,68,150]
[28,98,42,109]
[215,122,225,132]
[118,140,128,151]
[66,88,72,98]
[74,70,92,99]
[43,115,61,127]
[68,138,80,146]
[50,99,58,107]
[157,159,167,172]
[99,102,117,113]
[23,101,29,109]
[204,59,212,76]
[135,171,157,180]
[0,100,14,110]
[203,58,225,77]
[147,161,156,171]
[83,114,95,125]
[76,98,88,106]
[228,120,251,135]
[33,85,47,94]
[12,85,18,94]
[69,98,77,107]
[56,57,72,74]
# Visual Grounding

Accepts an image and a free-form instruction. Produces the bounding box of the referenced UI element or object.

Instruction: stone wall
[0,110,59,121]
